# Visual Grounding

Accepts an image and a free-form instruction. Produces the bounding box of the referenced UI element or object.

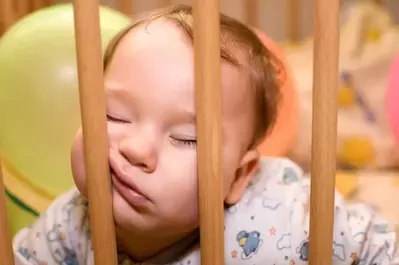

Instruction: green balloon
[0,4,131,197]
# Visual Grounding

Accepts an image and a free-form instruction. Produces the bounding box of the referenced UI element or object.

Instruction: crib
[0,0,339,264]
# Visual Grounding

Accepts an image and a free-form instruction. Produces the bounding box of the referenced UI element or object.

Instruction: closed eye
[106,114,130,124]
[170,137,197,148]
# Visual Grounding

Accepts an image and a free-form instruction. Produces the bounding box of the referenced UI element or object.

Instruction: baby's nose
[118,136,157,173]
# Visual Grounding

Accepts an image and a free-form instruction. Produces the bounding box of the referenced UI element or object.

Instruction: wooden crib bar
[118,0,133,16]
[117,1,171,17]
[0,0,15,34]
[246,0,258,27]
[286,0,301,43]
[0,1,339,265]
[308,0,340,264]
[72,0,118,264]
[0,160,15,265]
[193,0,224,264]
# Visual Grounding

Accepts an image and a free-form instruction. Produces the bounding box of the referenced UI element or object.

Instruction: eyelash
[107,114,196,148]
[170,137,197,148]
[106,114,129,124]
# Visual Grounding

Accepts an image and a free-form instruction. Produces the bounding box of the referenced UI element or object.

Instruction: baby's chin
[112,188,160,234]
[112,190,198,238]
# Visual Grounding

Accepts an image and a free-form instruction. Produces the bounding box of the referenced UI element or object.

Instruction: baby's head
[71,4,281,242]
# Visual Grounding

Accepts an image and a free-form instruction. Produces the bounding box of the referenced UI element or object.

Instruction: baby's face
[71,21,257,238]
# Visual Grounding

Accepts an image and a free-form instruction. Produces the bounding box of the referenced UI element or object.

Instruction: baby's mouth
[109,165,151,207]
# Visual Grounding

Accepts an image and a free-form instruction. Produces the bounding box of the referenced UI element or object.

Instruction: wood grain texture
[309,0,340,264]
[72,1,118,264]
[193,0,224,264]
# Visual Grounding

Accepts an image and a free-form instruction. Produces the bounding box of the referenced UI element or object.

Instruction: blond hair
[103,4,283,149]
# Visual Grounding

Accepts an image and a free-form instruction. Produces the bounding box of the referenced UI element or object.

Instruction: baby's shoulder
[13,188,91,265]
[222,157,312,263]
[35,187,90,235]
[226,156,307,217]
[247,156,308,202]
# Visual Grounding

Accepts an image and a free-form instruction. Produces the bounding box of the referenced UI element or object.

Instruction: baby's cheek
[71,125,122,196]
[70,132,87,197]
[107,123,126,142]
[158,176,199,227]
[168,193,199,229]
[156,148,200,228]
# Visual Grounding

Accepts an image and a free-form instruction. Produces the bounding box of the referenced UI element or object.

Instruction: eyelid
[169,136,197,148]
[106,114,130,124]
[170,134,197,141]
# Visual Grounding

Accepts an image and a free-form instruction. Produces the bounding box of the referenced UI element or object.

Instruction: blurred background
[3,0,399,41]
[79,0,399,41]
[1,0,399,238]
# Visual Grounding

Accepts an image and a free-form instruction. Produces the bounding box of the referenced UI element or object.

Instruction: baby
[13,5,399,265]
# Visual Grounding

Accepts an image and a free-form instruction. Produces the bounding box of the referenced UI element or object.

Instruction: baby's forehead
[115,18,249,68]
[109,19,252,107]
[116,20,191,56]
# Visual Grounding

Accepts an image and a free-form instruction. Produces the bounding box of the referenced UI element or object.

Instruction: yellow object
[338,86,356,107]
[367,28,381,42]
[6,194,37,236]
[3,161,51,213]
[280,41,302,51]
[335,172,359,198]
[337,137,375,168]
[0,4,131,197]
[239,237,247,246]
[3,159,52,235]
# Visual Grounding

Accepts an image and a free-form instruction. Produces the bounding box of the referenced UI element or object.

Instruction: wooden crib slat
[308,0,340,264]
[246,0,258,27]
[15,0,31,19]
[31,0,47,11]
[0,0,16,33]
[286,0,301,43]
[0,160,15,265]
[72,1,118,265]
[193,1,224,264]
[118,0,133,16]
[158,0,170,8]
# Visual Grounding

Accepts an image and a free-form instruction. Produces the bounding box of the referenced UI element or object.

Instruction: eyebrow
[183,111,196,124]
[168,107,197,126]
[105,83,197,124]
[104,84,136,105]
[104,82,127,95]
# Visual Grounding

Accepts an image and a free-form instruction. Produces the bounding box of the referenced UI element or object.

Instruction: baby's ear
[225,149,260,205]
